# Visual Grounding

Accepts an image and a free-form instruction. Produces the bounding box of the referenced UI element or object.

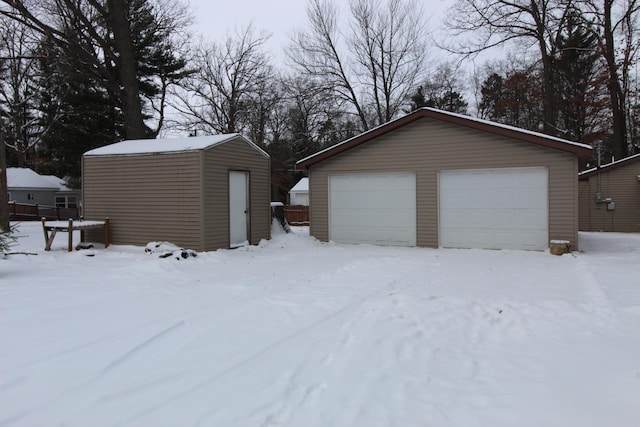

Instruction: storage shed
[296,108,592,251]
[579,153,640,232]
[82,134,270,251]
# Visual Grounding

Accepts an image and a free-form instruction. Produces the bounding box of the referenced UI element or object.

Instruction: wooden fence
[284,205,309,225]
[8,201,80,221]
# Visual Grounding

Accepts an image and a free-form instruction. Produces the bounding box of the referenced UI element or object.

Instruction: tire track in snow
[5,286,298,373]
[0,321,185,427]
[2,270,355,427]
[251,264,429,427]
[111,263,415,427]
[100,321,185,374]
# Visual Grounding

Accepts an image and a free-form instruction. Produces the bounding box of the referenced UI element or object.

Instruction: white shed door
[229,171,249,247]
[439,167,548,250]
[329,173,416,246]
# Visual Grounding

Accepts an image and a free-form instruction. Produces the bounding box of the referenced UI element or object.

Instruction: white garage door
[329,173,416,246]
[439,167,548,250]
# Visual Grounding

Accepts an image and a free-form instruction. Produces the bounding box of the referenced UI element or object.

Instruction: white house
[289,177,309,206]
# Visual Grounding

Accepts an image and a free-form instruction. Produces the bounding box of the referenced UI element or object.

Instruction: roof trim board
[579,152,640,179]
[296,108,593,169]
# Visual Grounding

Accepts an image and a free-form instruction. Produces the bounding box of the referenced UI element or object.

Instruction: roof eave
[579,152,640,179]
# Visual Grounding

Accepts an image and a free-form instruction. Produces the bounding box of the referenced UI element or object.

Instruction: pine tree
[554,11,603,145]
[479,73,505,121]
[35,0,191,181]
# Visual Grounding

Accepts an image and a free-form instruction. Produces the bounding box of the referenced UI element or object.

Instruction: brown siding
[579,161,640,232]
[203,137,270,249]
[309,117,580,249]
[82,151,204,249]
[578,180,591,231]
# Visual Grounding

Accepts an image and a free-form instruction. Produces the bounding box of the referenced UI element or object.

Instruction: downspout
[596,144,603,202]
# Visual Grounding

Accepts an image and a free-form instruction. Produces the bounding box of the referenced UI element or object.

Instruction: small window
[55,196,78,209]
[27,193,35,201]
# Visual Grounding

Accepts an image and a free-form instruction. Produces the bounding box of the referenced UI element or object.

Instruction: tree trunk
[106,0,148,140]
[541,53,557,135]
[604,0,629,159]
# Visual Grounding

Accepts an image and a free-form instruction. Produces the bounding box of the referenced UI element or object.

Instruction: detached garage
[296,108,592,251]
[83,134,270,251]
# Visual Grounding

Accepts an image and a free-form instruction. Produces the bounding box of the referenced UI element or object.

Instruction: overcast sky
[188,0,308,61]
[187,0,453,64]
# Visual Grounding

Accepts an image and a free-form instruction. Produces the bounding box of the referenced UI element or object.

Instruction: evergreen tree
[554,11,603,145]
[37,40,122,186]
[409,86,426,111]
[478,64,544,132]
[128,0,191,134]
[34,0,191,182]
[479,73,505,121]
[410,63,469,114]
[426,90,468,114]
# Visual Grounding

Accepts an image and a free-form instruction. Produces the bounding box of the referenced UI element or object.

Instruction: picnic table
[41,217,110,252]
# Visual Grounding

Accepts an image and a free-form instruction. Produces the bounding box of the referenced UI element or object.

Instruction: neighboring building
[7,168,78,207]
[296,108,592,251]
[289,177,309,206]
[579,153,640,232]
[42,175,80,209]
[82,134,271,251]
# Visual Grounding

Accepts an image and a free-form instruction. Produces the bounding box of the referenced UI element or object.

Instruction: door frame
[228,170,250,248]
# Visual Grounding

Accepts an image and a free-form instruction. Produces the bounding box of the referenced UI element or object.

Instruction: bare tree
[289,0,427,130]
[173,25,273,135]
[583,0,640,158]
[445,0,576,135]
[0,16,56,165]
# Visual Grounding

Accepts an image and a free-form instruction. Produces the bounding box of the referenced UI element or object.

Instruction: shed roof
[290,177,308,192]
[296,108,593,169]
[84,134,269,158]
[579,153,640,180]
[7,168,61,190]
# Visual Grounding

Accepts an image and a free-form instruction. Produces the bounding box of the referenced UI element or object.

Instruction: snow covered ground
[1,222,639,427]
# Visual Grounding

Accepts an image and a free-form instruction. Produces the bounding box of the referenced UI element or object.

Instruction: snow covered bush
[145,241,197,260]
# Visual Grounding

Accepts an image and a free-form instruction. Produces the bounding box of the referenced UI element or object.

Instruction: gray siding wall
[579,161,640,232]
[82,151,204,249]
[309,117,580,248]
[8,189,56,206]
[203,138,270,250]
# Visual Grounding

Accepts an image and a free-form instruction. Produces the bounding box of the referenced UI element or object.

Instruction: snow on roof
[42,175,73,192]
[428,108,592,151]
[579,152,640,176]
[290,177,308,192]
[297,108,592,168]
[7,168,61,190]
[84,134,268,157]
